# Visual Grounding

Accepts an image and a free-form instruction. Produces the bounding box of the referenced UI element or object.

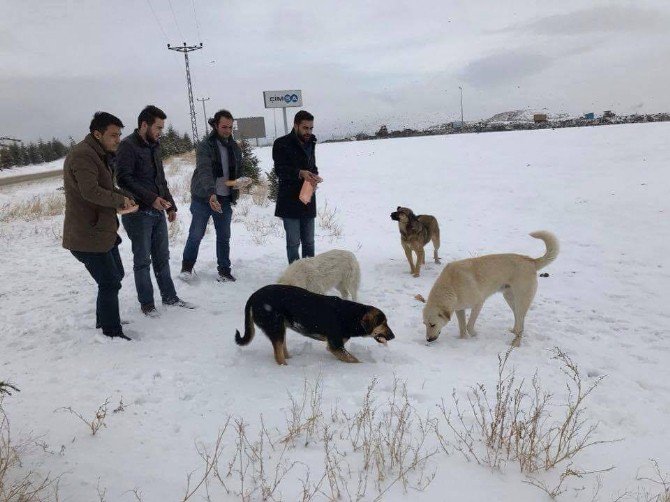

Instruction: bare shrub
[243,216,281,245]
[632,460,670,502]
[250,181,270,207]
[182,376,436,501]
[317,200,343,240]
[439,347,612,474]
[168,218,182,243]
[55,398,110,436]
[1,399,59,501]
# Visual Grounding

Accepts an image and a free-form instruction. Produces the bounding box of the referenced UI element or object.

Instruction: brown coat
[62,134,126,252]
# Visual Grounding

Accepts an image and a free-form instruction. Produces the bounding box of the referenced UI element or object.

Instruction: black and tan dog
[390,206,441,277]
[235,285,395,365]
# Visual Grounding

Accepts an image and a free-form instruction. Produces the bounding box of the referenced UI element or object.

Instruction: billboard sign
[263,90,303,108]
[235,117,266,139]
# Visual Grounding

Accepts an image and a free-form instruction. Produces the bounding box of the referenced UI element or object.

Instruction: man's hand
[167,209,177,222]
[209,194,222,213]
[152,196,172,211]
[299,170,322,187]
[118,197,139,214]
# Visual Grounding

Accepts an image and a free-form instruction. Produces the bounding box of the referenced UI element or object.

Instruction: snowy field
[1,123,669,501]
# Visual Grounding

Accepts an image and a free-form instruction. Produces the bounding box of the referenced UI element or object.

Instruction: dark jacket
[62,134,127,252]
[191,130,242,204]
[115,130,176,212]
[273,130,318,219]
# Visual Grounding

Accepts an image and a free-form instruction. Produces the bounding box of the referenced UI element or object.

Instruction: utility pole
[168,42,203,143]
[197,97,210,135]
[459,86,464,124]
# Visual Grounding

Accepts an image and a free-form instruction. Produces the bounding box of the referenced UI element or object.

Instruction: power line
[167,0,185,41]
[145,0,170,44]
[191,0,202,42]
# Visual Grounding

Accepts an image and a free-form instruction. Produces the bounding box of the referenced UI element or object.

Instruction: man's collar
[84,133,107,158]
[134,129,159,147]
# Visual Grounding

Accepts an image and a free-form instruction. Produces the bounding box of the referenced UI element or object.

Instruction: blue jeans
[71,243,124,335]
[121,209,177,306]
[182,196,232,270]
[282,217,315,264]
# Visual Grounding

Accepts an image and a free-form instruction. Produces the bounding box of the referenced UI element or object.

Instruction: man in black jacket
[116,105,193,316]
[273,110,322,263]
[180,109,242,282]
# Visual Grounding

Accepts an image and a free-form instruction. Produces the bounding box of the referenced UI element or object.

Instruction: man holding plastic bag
[272,110,323,264]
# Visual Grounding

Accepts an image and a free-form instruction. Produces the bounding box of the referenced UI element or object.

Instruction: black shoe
[141,304,161,318]
[217,268,236,282]
[102,331,132,341]
[162,297,196,309]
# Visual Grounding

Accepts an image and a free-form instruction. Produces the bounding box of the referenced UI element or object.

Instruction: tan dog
[390,206,441,277]
[418,231,558,347]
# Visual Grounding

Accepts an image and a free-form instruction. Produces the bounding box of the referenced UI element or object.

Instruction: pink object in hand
[299,180,314,204]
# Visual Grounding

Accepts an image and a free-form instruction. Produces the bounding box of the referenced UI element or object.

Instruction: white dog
[277,249,361,301]
[420,231,559,347]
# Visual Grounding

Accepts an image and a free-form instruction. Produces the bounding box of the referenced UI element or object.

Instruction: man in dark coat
[63,111,138,340]
[116,105,193,316]
[273,110,322,263]
[180,109,243,282]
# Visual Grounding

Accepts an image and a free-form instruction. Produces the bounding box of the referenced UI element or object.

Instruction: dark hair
[137,105,167,128]
[89,112,124,134]
[294,110,314,124]
[208,109,234,129]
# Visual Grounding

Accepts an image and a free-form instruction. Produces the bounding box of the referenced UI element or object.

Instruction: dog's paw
[467,328,478,337]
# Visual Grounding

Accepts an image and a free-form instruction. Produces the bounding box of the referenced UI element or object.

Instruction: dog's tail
[530,231,559,270]
[235,298,255,346]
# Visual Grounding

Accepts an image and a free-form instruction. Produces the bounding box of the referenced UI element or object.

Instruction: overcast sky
[1,0,669,143]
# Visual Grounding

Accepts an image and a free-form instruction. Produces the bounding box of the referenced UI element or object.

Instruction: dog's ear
[361,308,384,332]
[397,206,401,211]
[438,309,451,321]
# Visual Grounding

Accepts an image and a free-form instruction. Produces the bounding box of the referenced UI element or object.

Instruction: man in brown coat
[63,112,138,340]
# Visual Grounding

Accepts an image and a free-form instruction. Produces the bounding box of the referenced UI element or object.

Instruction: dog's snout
[385,328,395,340]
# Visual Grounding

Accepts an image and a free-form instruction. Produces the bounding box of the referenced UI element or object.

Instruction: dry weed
[0,193,65,223]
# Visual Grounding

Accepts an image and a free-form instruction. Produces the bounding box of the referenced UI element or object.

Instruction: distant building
[583,112,595,120]
[533,114,548,123]
[603,110,616,118]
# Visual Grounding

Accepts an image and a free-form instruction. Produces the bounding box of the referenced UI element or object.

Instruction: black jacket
[115,130,176,212]
[190,130,242,204]
[273,130,318,219]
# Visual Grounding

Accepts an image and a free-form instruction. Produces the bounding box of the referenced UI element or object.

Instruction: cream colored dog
[277,249,361,301]
[419,231,559,347]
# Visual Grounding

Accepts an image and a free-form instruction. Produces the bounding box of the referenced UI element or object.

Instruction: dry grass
[0,193,65,223]
[1,400,59,501]
[242,216,282,245]
[630,460,670,502]
[317,200,343,240]
[55,398,111,436]
[437,347,613,475]
[182,376,437,501]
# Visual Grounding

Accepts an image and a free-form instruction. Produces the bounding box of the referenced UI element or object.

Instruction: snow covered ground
[0,158,64,179]
[1,123,669,501]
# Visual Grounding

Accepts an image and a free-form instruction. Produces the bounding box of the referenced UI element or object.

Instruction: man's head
[137,105,166,143]
[293,110,314,143]
[89,112,124,153]
[209,109,234,140]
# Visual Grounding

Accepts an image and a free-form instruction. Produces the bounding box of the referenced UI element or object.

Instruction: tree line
[0,125,197,171]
